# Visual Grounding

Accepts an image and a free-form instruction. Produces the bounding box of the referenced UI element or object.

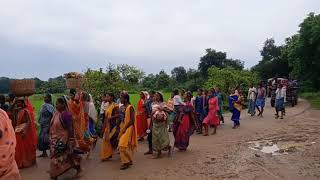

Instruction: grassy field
[300,92,320,109]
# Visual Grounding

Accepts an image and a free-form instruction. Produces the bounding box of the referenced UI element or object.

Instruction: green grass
[300,92,320,109]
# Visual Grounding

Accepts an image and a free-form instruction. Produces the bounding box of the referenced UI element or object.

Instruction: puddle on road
[247,140,316,156]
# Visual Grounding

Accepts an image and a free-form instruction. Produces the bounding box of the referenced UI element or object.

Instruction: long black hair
[106,92,115,102]
[156,92,164,102]
[45,94,53,104]
[121,92,130,104]
[57,96,68,109]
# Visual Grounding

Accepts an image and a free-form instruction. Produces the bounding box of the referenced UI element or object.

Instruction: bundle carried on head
[10,79,36,97]
[64,72,84,89]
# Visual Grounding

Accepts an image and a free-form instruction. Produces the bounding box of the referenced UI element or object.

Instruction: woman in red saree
[14,97,37,169]
[0,109,20,180]
[136,91,148,141]
[173,92,196,151]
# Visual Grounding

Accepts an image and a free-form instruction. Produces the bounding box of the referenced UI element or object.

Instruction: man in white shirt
[275,84,285,119]
[256,83,266,117]
[247,84,257,116]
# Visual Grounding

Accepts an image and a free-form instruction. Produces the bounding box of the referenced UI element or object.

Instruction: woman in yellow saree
[100,93,119,161]
[118,92,138,170]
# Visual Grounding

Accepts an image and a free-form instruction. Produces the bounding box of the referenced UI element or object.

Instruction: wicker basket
[66,78,83,89]
[10,79,36,97]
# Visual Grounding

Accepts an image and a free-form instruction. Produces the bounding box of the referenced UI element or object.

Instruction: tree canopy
[252,12,320,92]
[198,48,244,77]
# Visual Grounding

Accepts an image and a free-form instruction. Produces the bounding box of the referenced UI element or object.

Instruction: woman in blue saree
[38,94,55,157]
[229,88,242,129]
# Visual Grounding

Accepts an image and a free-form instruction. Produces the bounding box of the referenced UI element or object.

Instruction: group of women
[0,86,244,180]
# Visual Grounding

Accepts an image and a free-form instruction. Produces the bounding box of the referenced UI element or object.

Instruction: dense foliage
[252,12,320,92]
[205,67,259,96]
[83,64,143,107]
[199,48,244,77]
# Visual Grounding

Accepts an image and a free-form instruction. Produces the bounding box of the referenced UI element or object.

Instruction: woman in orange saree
[67,89,90,153]
[0,109,20,180]
[14,97,37,169]
[136,91,148,141]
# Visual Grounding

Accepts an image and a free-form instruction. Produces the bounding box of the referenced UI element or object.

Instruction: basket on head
[10,79,36,97]
[66,78,83,89]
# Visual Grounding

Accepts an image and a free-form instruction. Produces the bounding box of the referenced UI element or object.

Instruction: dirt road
[20,99,320,180]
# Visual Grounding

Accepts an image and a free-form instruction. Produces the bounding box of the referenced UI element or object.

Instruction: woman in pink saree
[203,89,220,136]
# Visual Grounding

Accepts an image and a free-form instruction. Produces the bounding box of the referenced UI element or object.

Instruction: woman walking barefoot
[229,87,243,129]
[49,97,82,180]
[100,93,119,161]
[136,91,148,141]
[203,89,220,136]
[173,92,196,151]
[38,94,54,158]
[151,92,171,159]
[118,92,138,170]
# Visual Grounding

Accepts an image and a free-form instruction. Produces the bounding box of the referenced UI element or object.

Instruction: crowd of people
[0,82,289,180]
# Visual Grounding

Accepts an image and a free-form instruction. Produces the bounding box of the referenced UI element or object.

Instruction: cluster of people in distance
[247,81,287,119]
[0,84,256,180]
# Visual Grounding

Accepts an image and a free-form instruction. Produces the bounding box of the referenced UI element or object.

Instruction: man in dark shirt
[195,89,205,134]
[144,90,155,155]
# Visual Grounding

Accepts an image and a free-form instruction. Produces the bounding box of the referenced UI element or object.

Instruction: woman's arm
[110,106,120,121]
[22,110,31,135]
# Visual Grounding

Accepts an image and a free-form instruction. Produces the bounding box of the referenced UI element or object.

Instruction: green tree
[198,48,244,77]
[83,64,126,108]
[251,38,290,79]
[141,74,157,90]
[205,67,259,97]
[117,64,145,86]
[156,70,171,90]
[286,13,320,91]
[171,66,187,83]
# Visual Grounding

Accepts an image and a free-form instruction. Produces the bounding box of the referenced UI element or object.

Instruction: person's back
[195,95,204,114]
[0,109,21,180]
[248,87,257,100]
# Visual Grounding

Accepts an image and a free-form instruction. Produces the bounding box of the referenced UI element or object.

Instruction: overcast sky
[0,0,319,80]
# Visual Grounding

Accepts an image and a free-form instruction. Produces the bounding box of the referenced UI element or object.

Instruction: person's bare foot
[152,154,161,159]
[38,152,48,158]
[120,164,130,170]
[73,168,83,179]
[144,150,153,155]
[101,156,112,162]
